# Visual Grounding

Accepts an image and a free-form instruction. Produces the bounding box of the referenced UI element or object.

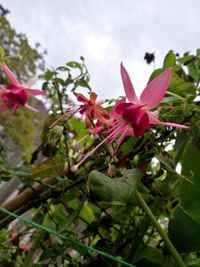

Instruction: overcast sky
[3,0,200,99]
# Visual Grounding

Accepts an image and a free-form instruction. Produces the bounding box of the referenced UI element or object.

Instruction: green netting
[0,207,136,267]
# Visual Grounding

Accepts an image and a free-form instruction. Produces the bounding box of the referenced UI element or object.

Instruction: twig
[135,190,187,267]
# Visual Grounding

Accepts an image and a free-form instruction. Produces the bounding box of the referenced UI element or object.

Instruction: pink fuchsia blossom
[102,64,189,152]
[74,91,109,127]
[0,63,45,118]
[50,91,109,129]
[71,64,189,170]
[118,63,188,135]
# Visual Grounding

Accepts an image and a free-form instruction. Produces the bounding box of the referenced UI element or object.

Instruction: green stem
[127,197,161,261]
[135,190,187,267]
[166,91,185,100]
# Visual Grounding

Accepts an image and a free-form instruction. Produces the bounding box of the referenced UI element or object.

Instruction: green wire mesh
[0,207,136,267]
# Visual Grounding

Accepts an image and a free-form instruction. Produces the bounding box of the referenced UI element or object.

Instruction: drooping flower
[71,63,189,170]
[74,91,109,127]
[104,63,189,151]
[0,63,45,118]
[116,63,188,133]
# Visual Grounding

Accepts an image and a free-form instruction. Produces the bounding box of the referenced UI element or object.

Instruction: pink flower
[0,63,45,118]
[102,63,189,152]
[117,63,188,136]
[71,63,188,170]
[74,91,109,127]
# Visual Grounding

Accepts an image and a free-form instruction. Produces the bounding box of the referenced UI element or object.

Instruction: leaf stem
[166,91,185,100]
[127,197,161,262]
[135,190,187,267]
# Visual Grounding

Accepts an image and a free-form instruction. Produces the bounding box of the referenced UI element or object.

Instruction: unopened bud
[71,165,78,172]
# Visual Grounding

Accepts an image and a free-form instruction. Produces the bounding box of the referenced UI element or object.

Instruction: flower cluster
[71,63,188,168]
[0,62,188,167]
[0,63,45,120]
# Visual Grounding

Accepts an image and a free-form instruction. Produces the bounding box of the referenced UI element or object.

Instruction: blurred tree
[0,4,47,157]
[0,5,46,81]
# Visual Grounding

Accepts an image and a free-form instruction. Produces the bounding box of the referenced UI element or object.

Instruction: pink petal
[140,68,172,109]
[74,92,89,103]
[25,104,40,112]
[26,88,46,96]
[115,103,134,115]
[0,64,21,86]
[120,63,139,103]
[0,85,7,92]
[122,106,150,136]
[25,76,37,87]
[110,97,126,117]
[148,112,189,129]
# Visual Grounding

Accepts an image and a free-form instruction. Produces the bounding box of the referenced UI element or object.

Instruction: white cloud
[84,35,119,61]
[3,0,200,99]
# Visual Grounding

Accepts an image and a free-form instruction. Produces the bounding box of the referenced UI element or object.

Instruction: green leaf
[132,245,165,267]
[120,137,137,154]
[79,202,96,223]
[51,204,69,224]
[148,68,165,82]
[169,207,200,252]
[69,117,93,145]
[0,46,5,57]
[66,61,82,70]
[32,156,64,178]
[41,70,56,80]
[0,165,13,181]
[179,143,200,223]
[187,61,199,82]
[56,66,70,72]
[156,154,175,173]
[163,50,176,68]
[40,247,58,260]
[74,78,90,89]
[169,71,196,98]
[87,169,140,205]
[177,54,193,64]
[53,77,66,87]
